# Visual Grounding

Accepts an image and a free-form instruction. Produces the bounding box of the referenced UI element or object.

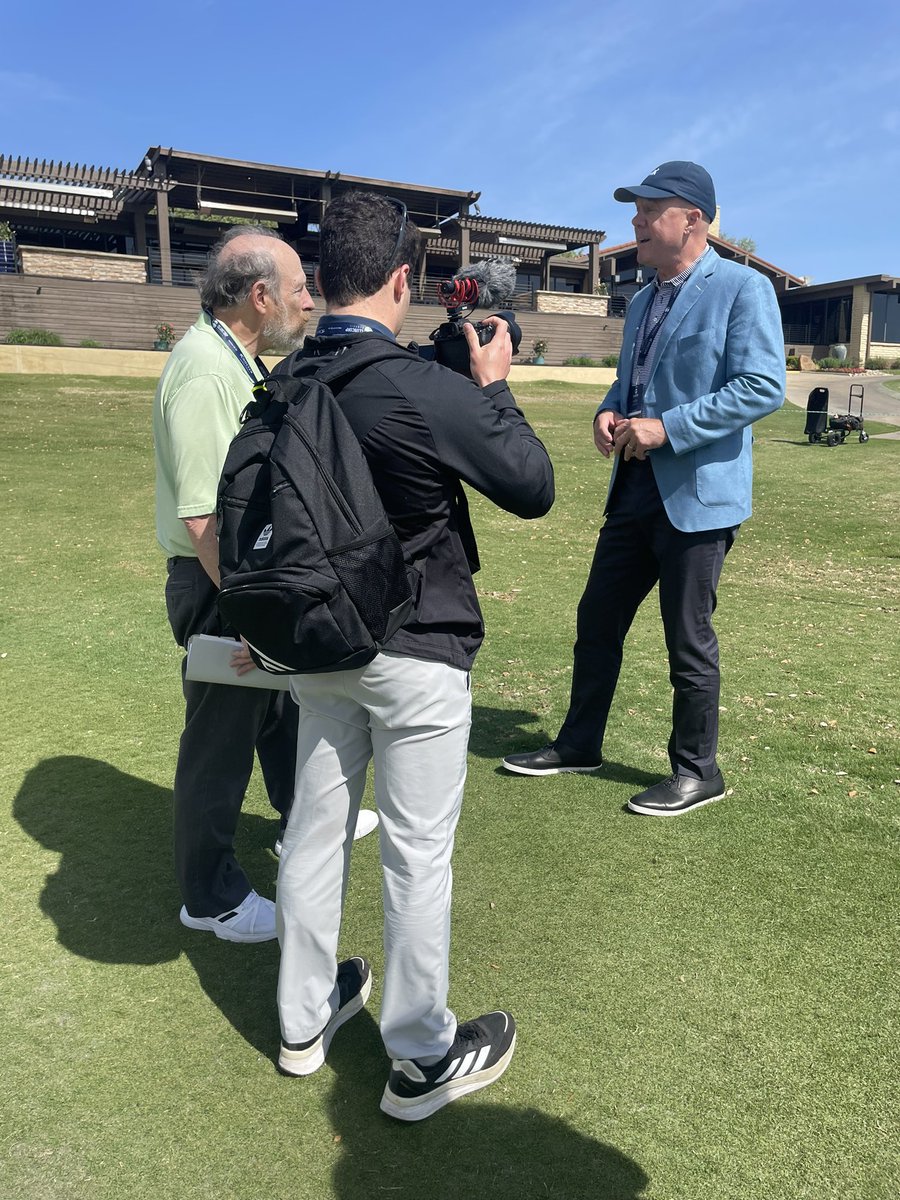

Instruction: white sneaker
[179,889,276,943]
[353,809,379,841]
[274,809,379,857]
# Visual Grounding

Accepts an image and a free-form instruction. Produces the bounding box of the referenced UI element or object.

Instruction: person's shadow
[325,1010,649,1200]
[468,705,659,789]
[18,760,651,1197]
[13,756,281,1055]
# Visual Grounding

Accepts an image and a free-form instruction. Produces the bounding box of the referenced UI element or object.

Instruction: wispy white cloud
[0,70,73,105]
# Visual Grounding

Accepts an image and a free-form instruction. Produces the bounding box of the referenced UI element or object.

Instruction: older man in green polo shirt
[154,226,375,944]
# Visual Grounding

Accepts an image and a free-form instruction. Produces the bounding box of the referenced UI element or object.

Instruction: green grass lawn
[2,374,898,1200]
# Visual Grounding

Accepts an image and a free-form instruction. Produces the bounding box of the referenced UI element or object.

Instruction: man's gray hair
[199,225,284,311]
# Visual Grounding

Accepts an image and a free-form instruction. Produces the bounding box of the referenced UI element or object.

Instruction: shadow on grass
[468,704,542,758]
[470,707,660,788]
[497,758,660,789]
[14,756,282,1057]
[767,438,873,448]
[324,1010,648,1199]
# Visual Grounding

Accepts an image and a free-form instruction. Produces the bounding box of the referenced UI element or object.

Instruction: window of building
[780,295,851,345]
[515,268,540,296]
[871,292,900,343]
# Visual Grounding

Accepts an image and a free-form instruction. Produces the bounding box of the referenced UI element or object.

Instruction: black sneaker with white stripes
[379,1010,516,1122]
[278,957,372,1077]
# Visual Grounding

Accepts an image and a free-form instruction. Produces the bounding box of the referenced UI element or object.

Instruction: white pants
[276,652,471,1061]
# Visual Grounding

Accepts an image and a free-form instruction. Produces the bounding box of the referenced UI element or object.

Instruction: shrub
[865,357,889,369]
[891,358,900,370]
[5,328,63,346]
[156,321,175,343]
[601,354,619,367]
[79,339,101,349]
[0,220,13,241]
[786,355,801,371]
[563,355,600,366]
[532,339,549,357]
[816,361,864,375]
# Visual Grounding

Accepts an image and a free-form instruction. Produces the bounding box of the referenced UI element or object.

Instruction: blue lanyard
[635,284,680,370]
[315,314,397,341]
[205,311,267,382]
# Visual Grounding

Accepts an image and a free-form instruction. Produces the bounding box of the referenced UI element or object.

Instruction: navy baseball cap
[614,161,716,222]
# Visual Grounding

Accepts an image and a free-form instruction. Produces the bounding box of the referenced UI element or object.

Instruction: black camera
[425,263,522,378]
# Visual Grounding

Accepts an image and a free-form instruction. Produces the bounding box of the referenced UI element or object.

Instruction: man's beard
[260,304,309,355]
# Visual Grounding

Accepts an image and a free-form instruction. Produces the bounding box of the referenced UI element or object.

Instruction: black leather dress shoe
[501,743,603,776]
[627,770,725,816]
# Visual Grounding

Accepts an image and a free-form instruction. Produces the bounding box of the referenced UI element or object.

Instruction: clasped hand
[593,411,668,460]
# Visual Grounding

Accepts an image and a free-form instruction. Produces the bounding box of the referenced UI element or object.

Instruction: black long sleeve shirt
[279,334,554,670]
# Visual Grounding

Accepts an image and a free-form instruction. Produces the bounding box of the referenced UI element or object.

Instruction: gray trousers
[276,652,470,1062]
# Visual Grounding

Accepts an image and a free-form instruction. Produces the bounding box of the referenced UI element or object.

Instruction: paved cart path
[784,372,900,437]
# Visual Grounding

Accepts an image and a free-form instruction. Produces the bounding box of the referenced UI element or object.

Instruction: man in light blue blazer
[503,161,785,815]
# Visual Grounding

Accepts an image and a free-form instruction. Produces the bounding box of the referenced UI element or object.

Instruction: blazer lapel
[644,249,717,388]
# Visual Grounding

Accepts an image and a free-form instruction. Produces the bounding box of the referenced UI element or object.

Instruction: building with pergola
[0,147,613,360]
[2,145,897,366]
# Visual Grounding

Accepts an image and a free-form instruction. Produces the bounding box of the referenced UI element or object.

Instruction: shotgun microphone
[428,257,521,376]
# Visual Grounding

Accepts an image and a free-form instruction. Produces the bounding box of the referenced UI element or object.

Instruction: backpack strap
[268,337,420,443]
[311,337,418,392]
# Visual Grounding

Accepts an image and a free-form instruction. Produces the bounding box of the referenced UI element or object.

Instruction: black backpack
[216,341,417,674]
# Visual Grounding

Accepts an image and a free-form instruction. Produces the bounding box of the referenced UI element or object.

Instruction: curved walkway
[784,372,900,436]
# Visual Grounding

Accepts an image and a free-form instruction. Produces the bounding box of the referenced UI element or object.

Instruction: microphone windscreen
[452,257,517,308]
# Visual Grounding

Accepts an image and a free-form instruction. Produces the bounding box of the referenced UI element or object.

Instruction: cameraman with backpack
[274,191,554,1120]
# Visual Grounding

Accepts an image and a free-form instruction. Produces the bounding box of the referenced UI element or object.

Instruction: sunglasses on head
[386,197,408,266]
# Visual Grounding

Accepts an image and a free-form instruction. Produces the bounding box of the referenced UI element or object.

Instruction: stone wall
[533,290,608,316]
[0,274,625,359]
[868,342,900,363]
[17,245,148,284]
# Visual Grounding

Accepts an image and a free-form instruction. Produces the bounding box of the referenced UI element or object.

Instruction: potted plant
[532,338,548,365]
[0,220,15,274]
[154,321,175,351]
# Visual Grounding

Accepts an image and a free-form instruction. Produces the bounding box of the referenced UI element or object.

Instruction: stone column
[849,284,871,365]
[133,210,147,256]
[541,251,552,291]
[156,188,173,285]
[588,242,600,294]
[133,210,148,281]
[459,225,470,269]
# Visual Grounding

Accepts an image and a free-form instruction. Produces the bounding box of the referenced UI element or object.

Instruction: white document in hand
[184,634,293,691]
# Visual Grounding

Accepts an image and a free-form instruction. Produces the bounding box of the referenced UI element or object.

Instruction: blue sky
[3,0,898,283]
